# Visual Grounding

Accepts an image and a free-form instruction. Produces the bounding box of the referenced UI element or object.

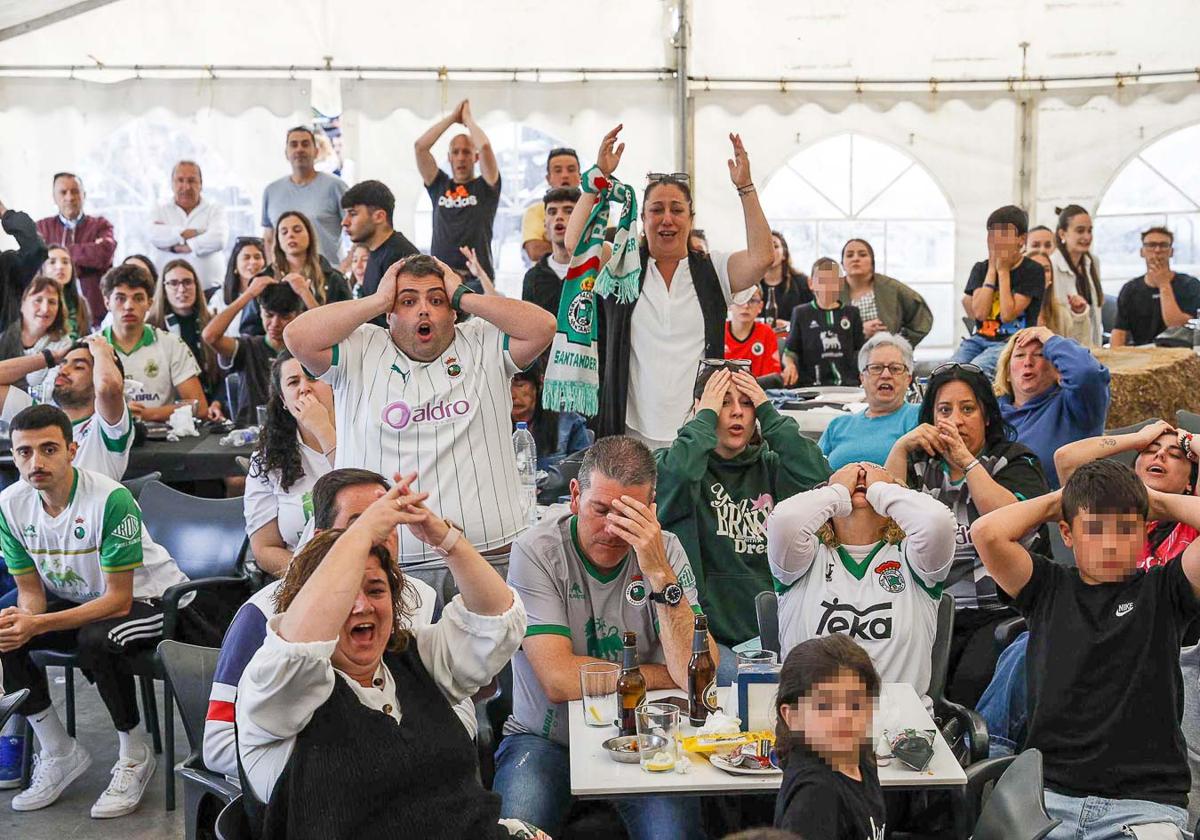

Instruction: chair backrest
[138,480,247,579]
[121,471,162,501]
[973,748,1060,840]
[928,592,955,706]
[756,591,780,656]
[1101,293,1117,334]
[158,640,221,755]
[215,794,254,840]
[0,689,30,732]
[1178,410,1200,434]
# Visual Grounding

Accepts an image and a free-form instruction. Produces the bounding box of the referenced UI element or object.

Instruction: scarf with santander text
[542,165,640,417]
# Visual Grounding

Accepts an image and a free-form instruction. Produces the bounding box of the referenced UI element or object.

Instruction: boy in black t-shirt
[781,258,864,387]
[972,459,1200,837]
[950,205,1044,378]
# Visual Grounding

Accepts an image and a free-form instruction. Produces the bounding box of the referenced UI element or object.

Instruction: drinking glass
[736,650,780,673]
[256,405,269,429]
[636,703,680,773]
[578,662,620,728]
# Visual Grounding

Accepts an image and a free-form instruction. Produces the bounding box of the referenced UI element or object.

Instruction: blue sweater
[999,336,1110,488]
[819,402,920,470]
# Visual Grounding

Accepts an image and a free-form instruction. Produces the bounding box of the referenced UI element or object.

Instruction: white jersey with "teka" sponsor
[766,482,956,700]
[320,318,524,569]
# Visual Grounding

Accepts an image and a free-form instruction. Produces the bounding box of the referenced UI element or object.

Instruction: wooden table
[567,683,966,798]
[1093,347,1200,429]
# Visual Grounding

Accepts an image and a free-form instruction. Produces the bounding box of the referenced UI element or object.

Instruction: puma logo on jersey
[815,598,893,640]
[1115,601,1134,618]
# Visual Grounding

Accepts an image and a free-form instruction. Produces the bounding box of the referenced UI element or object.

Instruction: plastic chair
[215,794,254,840]
[969,748,1060,840]
[158,641,241,840]
[929,593,990,767]
[0,689,29,731]
[122,470,163,500]
[755,591,780,656]
[1177,410,1200,434]
[994,615,1028,657]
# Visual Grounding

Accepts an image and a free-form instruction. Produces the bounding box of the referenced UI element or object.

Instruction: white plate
[708,753,782,776]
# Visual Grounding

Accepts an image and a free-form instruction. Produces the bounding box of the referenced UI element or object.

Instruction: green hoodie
[654,402,831,646]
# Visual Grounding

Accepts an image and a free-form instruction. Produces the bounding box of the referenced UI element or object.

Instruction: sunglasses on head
[647,172,690,185]
[696,358,751,380]
[930,362,983,377]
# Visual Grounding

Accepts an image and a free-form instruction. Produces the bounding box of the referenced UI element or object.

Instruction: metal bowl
[602,734,667,764]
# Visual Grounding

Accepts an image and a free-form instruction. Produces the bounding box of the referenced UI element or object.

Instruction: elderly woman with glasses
[885,362,1049,706]
[818,332,921,469]
[565,126,774,449]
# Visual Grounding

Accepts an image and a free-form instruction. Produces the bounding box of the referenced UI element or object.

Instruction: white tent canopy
[2,0,1199,354]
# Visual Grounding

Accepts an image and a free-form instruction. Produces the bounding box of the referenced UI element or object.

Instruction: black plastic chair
[215,794,253,840]
[994,615,1028,657]
[929,593,990,767]
[158,640,241,840]
[755,590,780,656]
[122,470,163,500]
[969,748,1060,840]
[1177,409,1200,434]
[0,689,29,731]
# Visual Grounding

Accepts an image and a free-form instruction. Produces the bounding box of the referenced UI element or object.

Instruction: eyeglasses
[1143,242,1173,251]
[164,279,194,289]
[732,297,764,307]
[235,236,265,246]
[696,358,751,379]
[647,172,690,185]
[930,362,983,377]
[864,363,909,376]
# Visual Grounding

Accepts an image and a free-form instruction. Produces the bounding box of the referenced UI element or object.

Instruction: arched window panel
[414,121,570,297]
[1096,124,1200,294]
[763,133,956,352]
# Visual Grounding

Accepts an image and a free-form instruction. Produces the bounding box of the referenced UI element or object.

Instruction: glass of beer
[636,703,680,774]
[578,662,620,728]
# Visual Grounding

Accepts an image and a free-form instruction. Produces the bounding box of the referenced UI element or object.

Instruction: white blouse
[243,439,333,549]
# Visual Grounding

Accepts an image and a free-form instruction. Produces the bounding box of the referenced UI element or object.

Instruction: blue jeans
[951,334,1006,379]
[977,631,1029,757]
[493,732,705,840]
[1044,789,1190,839]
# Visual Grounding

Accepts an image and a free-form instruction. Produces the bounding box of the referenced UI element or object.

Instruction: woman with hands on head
[243,351,337,577]
[564,125,774,446]
[765,458,956,702]
[655,363,831,683]
[885,363,1049,706]
[236,474,535,839]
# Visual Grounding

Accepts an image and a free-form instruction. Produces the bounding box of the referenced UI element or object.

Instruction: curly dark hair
[248,350,311,493]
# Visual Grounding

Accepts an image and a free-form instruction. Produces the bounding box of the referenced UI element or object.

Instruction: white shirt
[236,591,526,801]
[547,256,570,280]
[1049,249,1103,347]
[626,251,732,448]
[243,440,333,550]
[320,319,524,569]
[767,482,955,700]
[104,325,201,409]
[148,197,229,290]
[71,408,134,482]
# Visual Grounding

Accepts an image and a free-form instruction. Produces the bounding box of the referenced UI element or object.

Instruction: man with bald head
[148,161,228,293]
[414,99,501,292]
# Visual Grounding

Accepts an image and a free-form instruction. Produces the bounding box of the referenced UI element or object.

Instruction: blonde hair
[993,327,1059,399]
[815,518,906,548]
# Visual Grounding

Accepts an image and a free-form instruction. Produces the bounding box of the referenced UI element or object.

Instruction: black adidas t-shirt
[1015,554,1200,807]
[783,302,865,387]
[425,170,502,285]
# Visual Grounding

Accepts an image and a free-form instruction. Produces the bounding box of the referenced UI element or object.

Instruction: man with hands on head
[971,462,1200,837]
[655,364,830,683]
[283,253,555,600]
[493,436,712,840]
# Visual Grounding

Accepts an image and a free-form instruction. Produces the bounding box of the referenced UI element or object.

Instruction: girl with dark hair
[509,363,591,470]
[1051,205,1104,346]
[768,459,954,700]
[773,634,886,839]
[215,237,268,337]
[0,276,72,395]
[243,351,336,576]
[760,230,812,330]
[42,246,92,337]
[122,254,158,285]
[272,210,351,309]
[148,259,224,417]
[839,238,932,347]
[885,364,1048,706]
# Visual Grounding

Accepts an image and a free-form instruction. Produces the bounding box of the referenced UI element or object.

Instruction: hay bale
[1093,347,1200,429]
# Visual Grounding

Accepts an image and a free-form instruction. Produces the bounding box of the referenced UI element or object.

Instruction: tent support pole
[675,0,690,174]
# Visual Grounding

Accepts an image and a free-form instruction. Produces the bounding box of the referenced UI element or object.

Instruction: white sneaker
[90,750,156,819]
[10,741,92,811]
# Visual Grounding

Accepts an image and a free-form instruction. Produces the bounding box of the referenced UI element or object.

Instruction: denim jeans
[951,334,1006,379]
[493,732,705,840]
[977,631,1030,757]
[1044,789,1190,839]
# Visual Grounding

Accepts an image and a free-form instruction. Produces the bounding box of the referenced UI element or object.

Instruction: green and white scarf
[542,166,640,416]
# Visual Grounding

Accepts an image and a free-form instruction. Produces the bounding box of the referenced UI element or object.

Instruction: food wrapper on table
[680,729,774,756]
[1093,347,1200,429]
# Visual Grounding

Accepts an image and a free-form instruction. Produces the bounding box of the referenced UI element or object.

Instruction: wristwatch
[649,583,683,607]
[451,284,475,312]
[433,519,464,558]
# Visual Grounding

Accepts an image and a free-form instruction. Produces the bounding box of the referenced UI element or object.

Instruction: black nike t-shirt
[426,170,502,283]
[1014,554,1200,807]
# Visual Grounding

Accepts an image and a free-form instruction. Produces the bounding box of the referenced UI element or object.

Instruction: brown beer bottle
[688,614,718,726]
[616,631,646,736]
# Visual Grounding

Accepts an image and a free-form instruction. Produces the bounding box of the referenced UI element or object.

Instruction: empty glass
[736,650,780,673]
[578,662,620,728]
[636,702,680,773]
[256,405,269,429]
